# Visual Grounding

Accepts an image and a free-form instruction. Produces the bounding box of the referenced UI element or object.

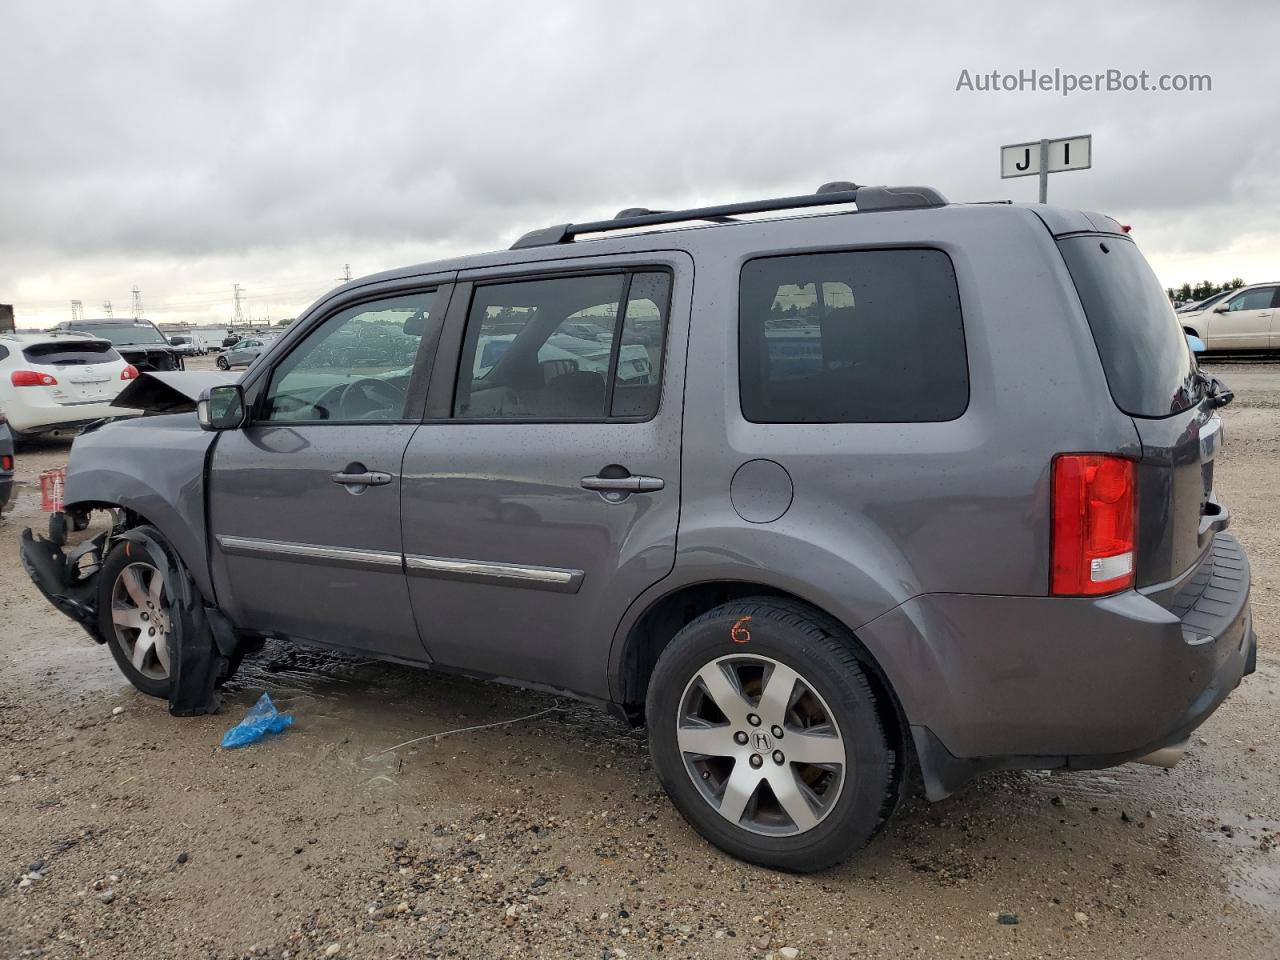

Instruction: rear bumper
[861,533,1256,799]
[0,474,12,512]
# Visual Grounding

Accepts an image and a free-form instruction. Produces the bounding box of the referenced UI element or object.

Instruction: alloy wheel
[110,561,171,680]
[676,654,845,836]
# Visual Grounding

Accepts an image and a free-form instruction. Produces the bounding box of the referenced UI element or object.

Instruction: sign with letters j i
[1001,135,1092,178]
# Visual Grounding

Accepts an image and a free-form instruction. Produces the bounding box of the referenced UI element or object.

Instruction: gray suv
[20,183,1257,872]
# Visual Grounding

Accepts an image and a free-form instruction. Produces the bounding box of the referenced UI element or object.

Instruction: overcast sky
[3,0,1276,328]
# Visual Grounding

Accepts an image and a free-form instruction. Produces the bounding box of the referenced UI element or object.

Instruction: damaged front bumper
[19,527,109,642]
[21,522,248,717]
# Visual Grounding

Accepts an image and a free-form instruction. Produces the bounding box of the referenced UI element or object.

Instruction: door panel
[1207,286,1275,349]
[210,424,425,660]
[401,254,691,698]
[207,286,447,662]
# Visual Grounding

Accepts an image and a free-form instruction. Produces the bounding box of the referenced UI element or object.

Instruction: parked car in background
[1175,290,1233,315]
[22,183,1255,873]
[1178,282,1279,351]
[216,336,274,369]
[0,332,138,439]
[168,333,209,356]
[0,412,13,513]
[53,318,185,371]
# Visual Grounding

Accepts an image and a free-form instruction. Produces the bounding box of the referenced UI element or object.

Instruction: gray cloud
[3,0,1276,325]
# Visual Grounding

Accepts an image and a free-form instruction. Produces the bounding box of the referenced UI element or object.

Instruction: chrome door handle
[333,471,392,487]
[580,475,664,493]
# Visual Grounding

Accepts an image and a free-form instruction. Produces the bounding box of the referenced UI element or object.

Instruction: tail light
[120,364,140,381]
[1,455,12,471]
[10,370,58,387]
[1051,454,1136,596]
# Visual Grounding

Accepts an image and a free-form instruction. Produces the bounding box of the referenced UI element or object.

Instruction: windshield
[73,323,168,346]
[1180,289,1231,314]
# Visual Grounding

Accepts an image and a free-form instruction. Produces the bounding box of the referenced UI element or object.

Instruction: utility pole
[131,285,144,320]
[339,263,352,283]
[103,300,114,319]
[232,283,246,328]
[70,300,83,323]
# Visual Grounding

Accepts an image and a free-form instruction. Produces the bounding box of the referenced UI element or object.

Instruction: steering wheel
[335,377,405,419]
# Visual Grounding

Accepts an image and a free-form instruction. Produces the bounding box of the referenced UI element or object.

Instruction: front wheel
[645,599,898,872]
[98,534,175,698]
[215,355,229,370]
[96,526,242,699]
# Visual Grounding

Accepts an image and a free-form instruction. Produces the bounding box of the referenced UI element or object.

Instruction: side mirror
[197,384,246,431]
[169,337,181,345]
[1213,304,1230,313]
[1185,333,1206,354]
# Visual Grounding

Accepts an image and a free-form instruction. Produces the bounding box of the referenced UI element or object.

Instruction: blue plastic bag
[221,693,294,749]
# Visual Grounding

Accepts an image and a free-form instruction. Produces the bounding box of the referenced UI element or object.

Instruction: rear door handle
[580,475,664,493]
[333,471,392,487]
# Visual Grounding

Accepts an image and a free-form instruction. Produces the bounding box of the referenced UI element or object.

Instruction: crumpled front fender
[63,413,217,602]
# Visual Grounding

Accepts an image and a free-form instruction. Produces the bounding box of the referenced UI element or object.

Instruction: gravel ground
[1,358,1277,960]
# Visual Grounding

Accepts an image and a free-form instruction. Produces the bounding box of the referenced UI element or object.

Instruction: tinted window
[1058,236,1198,418]
[263,291,437,422]
[23,341,121,365]
[455,271,669,421]
[739,249,968,423]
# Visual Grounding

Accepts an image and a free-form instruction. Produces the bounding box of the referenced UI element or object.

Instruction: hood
[112,370,240,414]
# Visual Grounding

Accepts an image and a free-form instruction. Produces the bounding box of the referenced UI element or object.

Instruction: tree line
[1166,278,1245,303]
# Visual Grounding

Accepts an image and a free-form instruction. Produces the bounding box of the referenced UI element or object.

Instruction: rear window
[23,341,121,365]
[739,249,968,423]
[1058,236,1198,418]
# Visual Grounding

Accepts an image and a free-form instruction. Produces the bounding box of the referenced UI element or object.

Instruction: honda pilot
[21,182,1256,872]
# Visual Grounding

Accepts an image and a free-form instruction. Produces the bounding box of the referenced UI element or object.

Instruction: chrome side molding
[215,535,584,593]
[405,554,584,593]
[216,536,402,571]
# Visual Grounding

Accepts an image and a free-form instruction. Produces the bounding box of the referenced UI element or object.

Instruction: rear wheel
[645,599,898,872]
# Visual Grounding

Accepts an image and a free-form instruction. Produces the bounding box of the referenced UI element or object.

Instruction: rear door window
[454,271,670,421]
[739,249,968,423]
[23,341,121,365]
[1057,236,1198,418]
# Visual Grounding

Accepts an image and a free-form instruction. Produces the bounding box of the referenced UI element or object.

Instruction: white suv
[0,333,139,438]
[1179,282,1279,352]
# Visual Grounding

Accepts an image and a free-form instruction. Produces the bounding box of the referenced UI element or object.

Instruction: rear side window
[454,270,670,421]
[23,341,121,365]
[1058,236,1197,418]
[739,249,968,423]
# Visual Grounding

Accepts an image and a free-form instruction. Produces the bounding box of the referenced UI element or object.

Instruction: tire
[216,355,229,370]
[646,598,897,873]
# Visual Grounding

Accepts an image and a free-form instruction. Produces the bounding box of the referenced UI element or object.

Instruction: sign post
[1001,135,1091,203]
